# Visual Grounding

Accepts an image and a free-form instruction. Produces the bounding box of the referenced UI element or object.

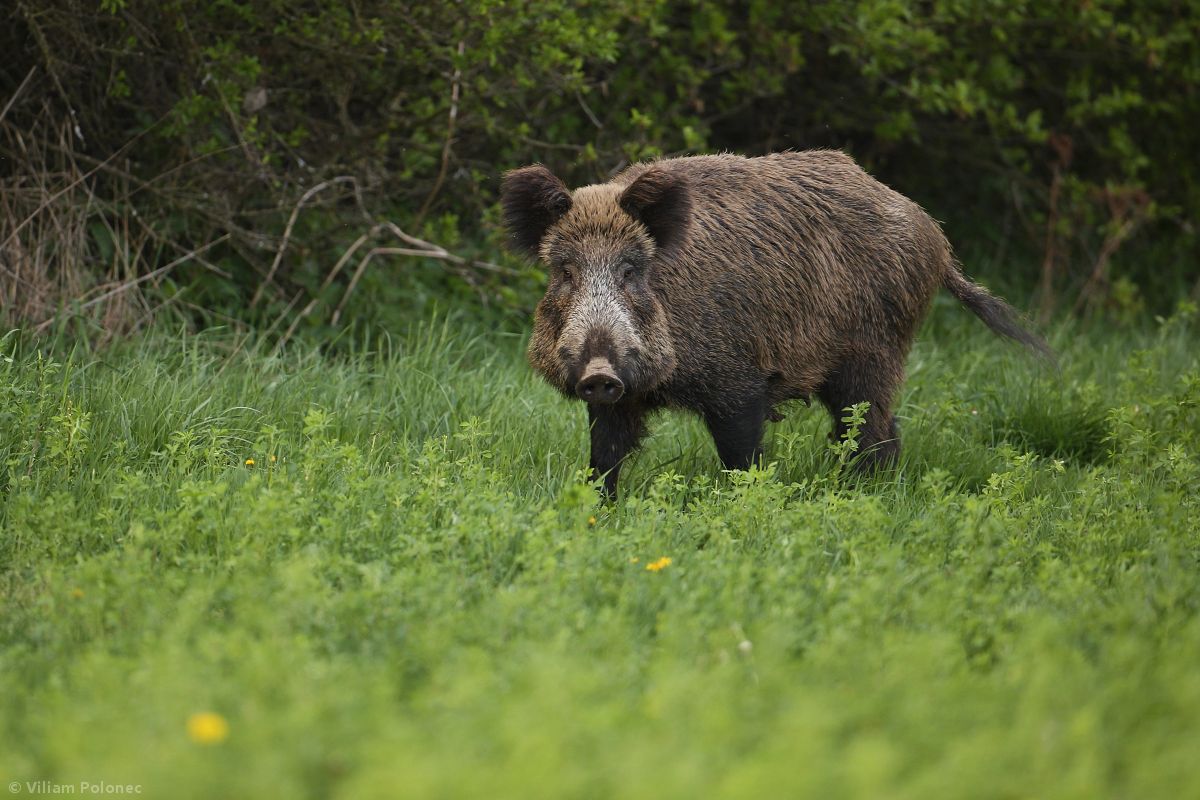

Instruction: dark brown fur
[501,151,1050,497]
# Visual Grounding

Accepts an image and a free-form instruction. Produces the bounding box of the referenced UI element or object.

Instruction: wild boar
[501,151,1050,497]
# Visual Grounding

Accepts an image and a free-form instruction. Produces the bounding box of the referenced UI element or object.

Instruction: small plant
[829,401,870,482]
[0,316,1198,797]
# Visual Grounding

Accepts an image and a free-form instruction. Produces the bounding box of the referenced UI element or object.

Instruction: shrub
[2,0,1197,331]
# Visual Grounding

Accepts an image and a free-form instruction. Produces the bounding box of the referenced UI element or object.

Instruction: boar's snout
[575,358,624,404]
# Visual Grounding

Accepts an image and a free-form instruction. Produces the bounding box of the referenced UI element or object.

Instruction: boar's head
[501,165,689,404]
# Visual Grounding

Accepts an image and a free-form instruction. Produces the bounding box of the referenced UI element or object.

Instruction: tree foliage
[2,0,1197,327]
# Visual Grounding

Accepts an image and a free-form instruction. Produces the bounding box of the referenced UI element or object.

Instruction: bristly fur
[501,150,1053,498]
[618,168,692,256]
[500,165,573,256]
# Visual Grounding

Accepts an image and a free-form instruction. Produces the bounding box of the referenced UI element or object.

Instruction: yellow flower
[70,588,84,599]
[645,556,672,572]
[186,712,229,744]
[270,455,277,463]
[244,458,255,467]
[587,515,597,526]
[629,556,640,564]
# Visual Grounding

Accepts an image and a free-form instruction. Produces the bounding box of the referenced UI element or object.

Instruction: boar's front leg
[703,395,767,472]
[588,404,648,499]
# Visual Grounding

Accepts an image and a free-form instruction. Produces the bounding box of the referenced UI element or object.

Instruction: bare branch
[273,219,518,349]
[250,176,359,307]
[576,90,603,130]
[0,67,37,127]
[415,40,466,225]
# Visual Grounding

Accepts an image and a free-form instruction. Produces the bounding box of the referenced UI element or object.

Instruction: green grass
[1,304,1198,799]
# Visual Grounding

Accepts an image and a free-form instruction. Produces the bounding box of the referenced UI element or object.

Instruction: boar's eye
[620,263,638,283]
[558,265,574,285]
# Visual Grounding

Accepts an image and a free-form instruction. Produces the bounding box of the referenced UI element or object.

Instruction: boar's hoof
[576,360,624,405]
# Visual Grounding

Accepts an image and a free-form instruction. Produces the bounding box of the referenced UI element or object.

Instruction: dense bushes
[2,0,1197,331]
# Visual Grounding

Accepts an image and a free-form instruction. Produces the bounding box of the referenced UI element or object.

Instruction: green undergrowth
[1,304,1198,799]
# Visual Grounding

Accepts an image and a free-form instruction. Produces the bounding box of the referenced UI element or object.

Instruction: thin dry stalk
[1,121,153,252]
[1,115,92,323]
[1038,133,1073,322]
[1072,187,1150,316]
[274,219,516,349]
[415,40,466,225]
[250,176,359,307]
[275,225,385,346]
[33,233,232,332]
[0,66,37,126]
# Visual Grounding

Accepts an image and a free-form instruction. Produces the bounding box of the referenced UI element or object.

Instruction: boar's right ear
[619,168,691,256]
[500,165,573,257]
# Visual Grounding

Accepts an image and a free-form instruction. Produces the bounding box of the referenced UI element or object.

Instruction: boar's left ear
[619,168,692,256]
[500,165,573,257]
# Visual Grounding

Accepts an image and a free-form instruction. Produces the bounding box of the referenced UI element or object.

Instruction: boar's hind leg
[818,355,901,470]
[704,396,768,472]
[588,404,648,499]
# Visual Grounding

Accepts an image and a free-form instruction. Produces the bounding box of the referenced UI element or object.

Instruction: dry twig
[250,176,359,307]
[0,67,37,127]
[1071,187,1150,316]
[415,40,466,225]
[274,219,515,349]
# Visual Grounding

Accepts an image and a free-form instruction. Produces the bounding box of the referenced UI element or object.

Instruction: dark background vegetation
[2,0,1197,341]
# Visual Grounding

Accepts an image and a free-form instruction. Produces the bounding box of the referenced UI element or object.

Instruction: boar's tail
[943,266,1055,363]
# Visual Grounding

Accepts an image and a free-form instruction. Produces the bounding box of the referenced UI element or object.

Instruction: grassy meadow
[1,301,1198,799]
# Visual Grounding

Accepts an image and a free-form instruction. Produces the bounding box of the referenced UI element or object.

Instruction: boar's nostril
[575,371,624,404]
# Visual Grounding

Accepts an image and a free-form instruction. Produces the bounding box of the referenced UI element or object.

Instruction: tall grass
[1,304,1198,798]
